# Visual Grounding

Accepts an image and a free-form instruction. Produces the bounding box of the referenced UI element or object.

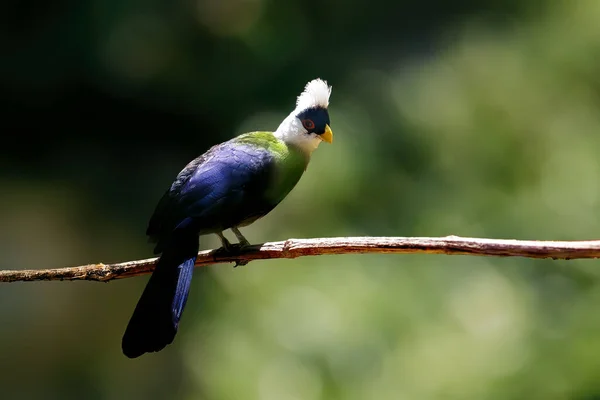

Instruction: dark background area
[2,0,600,399]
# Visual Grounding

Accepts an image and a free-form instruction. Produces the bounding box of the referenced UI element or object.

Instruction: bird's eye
[302,119,315,130]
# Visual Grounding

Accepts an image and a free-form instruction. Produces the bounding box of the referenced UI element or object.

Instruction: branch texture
[1,236,600,283]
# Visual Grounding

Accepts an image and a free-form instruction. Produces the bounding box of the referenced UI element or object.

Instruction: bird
[121,78,334,358]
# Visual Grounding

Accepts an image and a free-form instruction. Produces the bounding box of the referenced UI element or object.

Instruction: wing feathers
[147,141,278,251]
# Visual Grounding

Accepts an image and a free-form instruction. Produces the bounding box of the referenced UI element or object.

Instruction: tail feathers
[122,238,198,359]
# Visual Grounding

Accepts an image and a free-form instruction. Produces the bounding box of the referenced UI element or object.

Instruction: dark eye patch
[296,106,330,135]
[302,119,315,130]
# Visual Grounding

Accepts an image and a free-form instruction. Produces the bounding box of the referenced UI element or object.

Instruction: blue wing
[124,140,284,358]
[147,141,278,253]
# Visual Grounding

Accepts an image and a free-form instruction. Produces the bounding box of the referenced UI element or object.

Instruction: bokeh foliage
[2,0,600,399]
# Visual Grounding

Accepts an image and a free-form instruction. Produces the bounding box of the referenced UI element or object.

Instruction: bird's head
[275,78,333,154]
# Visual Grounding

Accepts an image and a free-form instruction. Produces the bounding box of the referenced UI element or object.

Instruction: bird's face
[275,78,333,154]
[296,106,333,145]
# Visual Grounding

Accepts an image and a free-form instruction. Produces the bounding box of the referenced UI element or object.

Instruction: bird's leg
[230,227,249,268]
[231,227,250,247]
[215,230,248,268]
[215,231,233,252]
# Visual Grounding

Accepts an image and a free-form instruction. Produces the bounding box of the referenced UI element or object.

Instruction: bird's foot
[230,227,251,267]
[214,231,250,268]
[220,245,249,268]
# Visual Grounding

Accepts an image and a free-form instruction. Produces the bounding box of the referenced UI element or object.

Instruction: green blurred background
[3,0,600,398]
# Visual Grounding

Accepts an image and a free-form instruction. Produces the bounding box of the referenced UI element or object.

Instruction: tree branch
[1,236,600,283]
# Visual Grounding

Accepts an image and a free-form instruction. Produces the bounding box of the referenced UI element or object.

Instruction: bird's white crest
[275,78,332,154]
[294,78,332,112]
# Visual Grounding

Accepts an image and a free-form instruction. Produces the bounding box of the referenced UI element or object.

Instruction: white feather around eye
[295,78,332,111]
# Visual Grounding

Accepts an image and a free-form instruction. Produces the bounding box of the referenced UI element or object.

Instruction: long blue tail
[122,234,198,358]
